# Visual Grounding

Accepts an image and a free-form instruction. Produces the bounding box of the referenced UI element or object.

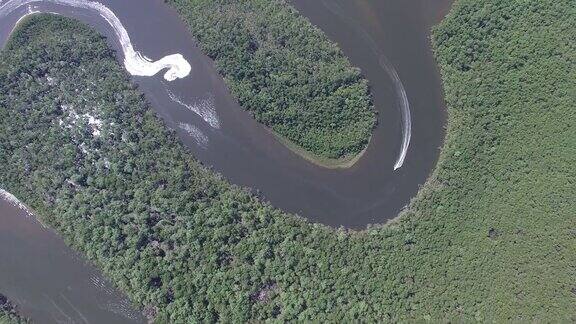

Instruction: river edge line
[269,128,371,169]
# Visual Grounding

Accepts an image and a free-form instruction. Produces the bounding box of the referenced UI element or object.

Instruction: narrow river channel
[0,0,452,322]
[0,199,145,323]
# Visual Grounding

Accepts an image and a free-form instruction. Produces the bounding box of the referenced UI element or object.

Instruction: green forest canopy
[0,294,27,324]
[166,0,377,164]
[0,0,574,322]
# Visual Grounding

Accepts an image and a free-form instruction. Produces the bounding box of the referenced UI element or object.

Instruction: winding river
[0,0,452,322]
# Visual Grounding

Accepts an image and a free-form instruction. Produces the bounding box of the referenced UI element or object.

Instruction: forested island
[0,0,574,322]
[166,0,376,166]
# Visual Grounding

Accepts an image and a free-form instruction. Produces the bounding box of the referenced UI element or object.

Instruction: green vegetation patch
[166,0,376,162]
[0,294,28,324]
[0,1,575,321]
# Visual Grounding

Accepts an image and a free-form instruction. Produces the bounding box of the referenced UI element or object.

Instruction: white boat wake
[320,0,411,170]
[167,88,220,129]
[377,55,411,170]
[0,0,191,81]
[178,122,209,149]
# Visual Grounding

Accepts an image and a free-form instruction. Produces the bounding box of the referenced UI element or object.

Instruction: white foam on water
[178,122,209,149]
[0,0,191,81]
[168,89,220,129]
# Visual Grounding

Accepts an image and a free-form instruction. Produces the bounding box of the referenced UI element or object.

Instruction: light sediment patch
[0,189,33,216]
[58,104,103,137]
[0,0,191,81]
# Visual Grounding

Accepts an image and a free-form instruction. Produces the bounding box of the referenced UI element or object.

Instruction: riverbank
[270,129,370,169]
[0,190,32,218]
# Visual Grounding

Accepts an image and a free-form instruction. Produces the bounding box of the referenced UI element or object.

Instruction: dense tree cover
[0,1,574,322]
[166,0,376,163]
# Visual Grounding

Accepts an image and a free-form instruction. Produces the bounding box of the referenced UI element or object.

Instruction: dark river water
[0,0,452,322]
[0,199,145,323]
